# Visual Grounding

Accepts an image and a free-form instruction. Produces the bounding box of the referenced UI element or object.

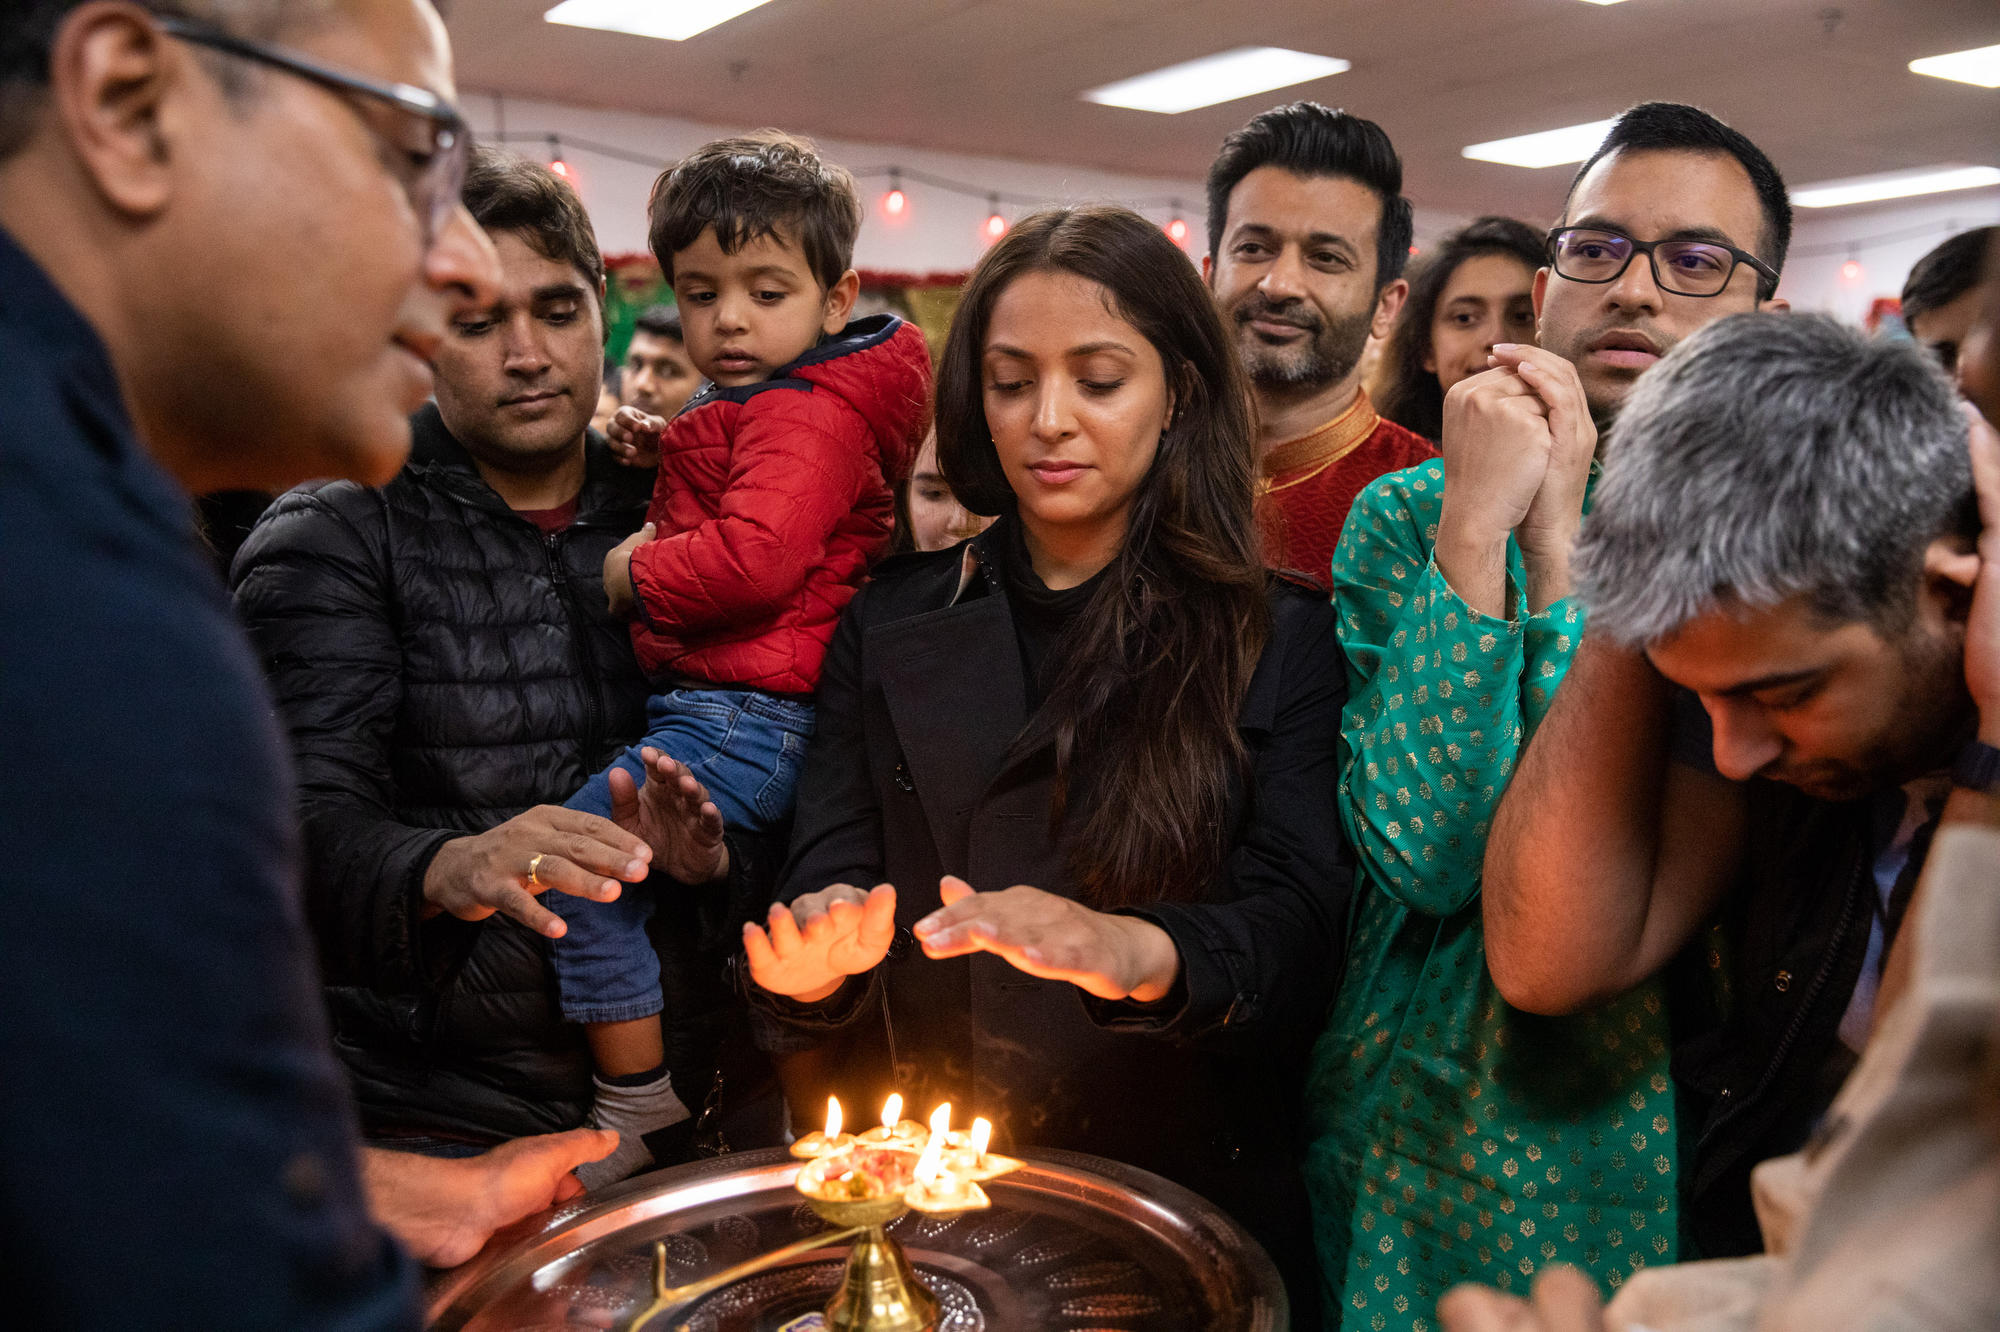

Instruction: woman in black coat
[740,206,1352,1317]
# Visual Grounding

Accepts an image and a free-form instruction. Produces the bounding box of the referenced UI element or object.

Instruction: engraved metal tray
[425,1146,1287,1331]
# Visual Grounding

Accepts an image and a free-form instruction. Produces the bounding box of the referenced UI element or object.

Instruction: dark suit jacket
[753,521,1353,1317]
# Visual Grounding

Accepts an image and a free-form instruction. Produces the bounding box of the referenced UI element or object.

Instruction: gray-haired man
[1484,312,1987,1258]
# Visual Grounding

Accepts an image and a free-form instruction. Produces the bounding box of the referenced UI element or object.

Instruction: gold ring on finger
[528,852,545,887]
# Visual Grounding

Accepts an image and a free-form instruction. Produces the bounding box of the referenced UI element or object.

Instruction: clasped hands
[1435,344,1598,619]
[742,877,1182,1007]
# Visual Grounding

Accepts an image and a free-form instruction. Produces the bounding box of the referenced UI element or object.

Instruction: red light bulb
[983,212,1006,242]
[1841,259,1863,282]
[883,188,907,218]
[1166,217,1188,244]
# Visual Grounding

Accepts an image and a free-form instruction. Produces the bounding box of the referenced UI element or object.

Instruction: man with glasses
[1303,101,1791,1327]
[1481,109,1996,1266]
[1,3,624,1325]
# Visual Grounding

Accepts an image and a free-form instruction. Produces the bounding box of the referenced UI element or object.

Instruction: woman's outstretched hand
[743,882,897,1003]
[912,877,1181,1003]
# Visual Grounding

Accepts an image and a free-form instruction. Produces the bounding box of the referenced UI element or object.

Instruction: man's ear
[1758,295,1792,312]
[1370,277,1409,341]
[1924,535,1980,624]
[822,269,860,334]
[47,5,189,219]
[1531,265,1550,325]
[596,274,610,345]
[1200,253,1214,286]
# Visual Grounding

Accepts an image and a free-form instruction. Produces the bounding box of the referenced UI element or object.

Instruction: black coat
[233,406,765,1143]
[1671,778,1929,1257]
[753,523,1353,1316]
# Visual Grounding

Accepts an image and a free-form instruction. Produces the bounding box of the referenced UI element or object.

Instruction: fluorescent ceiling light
[1909,43,2000,89]
[1576,1,1632,5]
[1462,118,1617,169]
[1791,164,2000,209]
[1082,47,1350,115]
[543,0,775,42]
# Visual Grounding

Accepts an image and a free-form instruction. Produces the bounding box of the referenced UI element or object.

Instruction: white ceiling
[446,0,2000,223]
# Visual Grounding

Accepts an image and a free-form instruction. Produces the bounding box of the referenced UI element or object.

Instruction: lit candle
[914,1123,945,1183]
[858,1092,925,1146]
[944,1116,992,1175]
[905,1112,988,1212]
[788,1095,855,1159]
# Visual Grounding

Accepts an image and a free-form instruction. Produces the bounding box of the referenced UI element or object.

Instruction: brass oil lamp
[624,1097,1018,1332]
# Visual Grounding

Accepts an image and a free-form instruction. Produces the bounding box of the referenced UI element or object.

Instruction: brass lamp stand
[624,1190,941,1332]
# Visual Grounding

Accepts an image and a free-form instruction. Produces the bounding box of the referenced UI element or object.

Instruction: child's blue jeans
[552,687,814,1023]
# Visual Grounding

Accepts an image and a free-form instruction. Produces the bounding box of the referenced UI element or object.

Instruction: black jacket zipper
[542,527,606,766]
[1695,837,1871,1157]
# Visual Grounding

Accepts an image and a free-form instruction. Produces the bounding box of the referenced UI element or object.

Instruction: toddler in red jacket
[555,133,930,1184]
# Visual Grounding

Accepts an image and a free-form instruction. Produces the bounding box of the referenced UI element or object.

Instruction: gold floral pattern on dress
[1304,463,1679,1331]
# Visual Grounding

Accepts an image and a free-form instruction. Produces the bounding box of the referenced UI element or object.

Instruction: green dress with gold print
[1303,458,1680,1331]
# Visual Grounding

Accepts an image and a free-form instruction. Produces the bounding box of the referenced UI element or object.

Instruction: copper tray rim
[423,1144,1288,1331]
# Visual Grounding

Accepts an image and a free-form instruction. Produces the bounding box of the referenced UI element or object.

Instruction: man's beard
[1231,294,1374,396]
[1764,626,1972,801]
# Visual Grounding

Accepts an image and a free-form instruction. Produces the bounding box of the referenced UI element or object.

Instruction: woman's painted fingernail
[913,916,937,936]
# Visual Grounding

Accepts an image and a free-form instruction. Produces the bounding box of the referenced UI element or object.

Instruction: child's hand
[603,522,654,616]
[607,405,667,469]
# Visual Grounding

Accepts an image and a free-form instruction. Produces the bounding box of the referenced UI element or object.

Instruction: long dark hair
[934,206,1270,909]
[1377,216,1545,440]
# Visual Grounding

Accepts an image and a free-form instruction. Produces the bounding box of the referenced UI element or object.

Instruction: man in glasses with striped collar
[0,3,621,1325]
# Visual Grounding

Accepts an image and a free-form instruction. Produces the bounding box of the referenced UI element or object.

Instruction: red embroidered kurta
[1257,389,1435,593]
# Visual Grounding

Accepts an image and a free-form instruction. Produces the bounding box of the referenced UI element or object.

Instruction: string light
[982,194,1007,243]
[1841,257,1864,282]
[546,133,572,182]
[1165,199,1188,245]
[882,168,907,219]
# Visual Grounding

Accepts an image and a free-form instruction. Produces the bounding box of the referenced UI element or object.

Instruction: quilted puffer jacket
[231,408,759,1141]
[629,313,930,695]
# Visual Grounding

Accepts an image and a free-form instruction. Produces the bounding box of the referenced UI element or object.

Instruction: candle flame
[881,1093,902,1128]
[970,1118,991,1157]
[825,1095,842,1141]
[914,1122,946,1181]
[929,1102,952,1137]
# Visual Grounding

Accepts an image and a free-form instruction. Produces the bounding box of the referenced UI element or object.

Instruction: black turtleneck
[991,516,1116,708]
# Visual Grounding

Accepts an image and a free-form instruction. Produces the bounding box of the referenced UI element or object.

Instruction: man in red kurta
[1203,102,1438,592]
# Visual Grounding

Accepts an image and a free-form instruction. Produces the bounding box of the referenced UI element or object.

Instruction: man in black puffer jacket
[234,152,777,1164]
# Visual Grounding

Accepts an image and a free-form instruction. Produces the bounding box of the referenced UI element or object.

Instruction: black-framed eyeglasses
[155,14,469,245]
[1546,227,1779,299]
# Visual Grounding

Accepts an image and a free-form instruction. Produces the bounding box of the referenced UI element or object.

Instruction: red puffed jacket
[628,313,930,695]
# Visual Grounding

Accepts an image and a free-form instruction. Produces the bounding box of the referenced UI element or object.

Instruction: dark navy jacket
[0,226,416,1328]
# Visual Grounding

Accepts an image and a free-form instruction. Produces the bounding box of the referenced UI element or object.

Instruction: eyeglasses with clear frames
[154,14,470,247]
[1546,227,1780,299]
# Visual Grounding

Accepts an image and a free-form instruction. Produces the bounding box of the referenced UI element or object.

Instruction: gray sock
[576,1070,692,1191]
